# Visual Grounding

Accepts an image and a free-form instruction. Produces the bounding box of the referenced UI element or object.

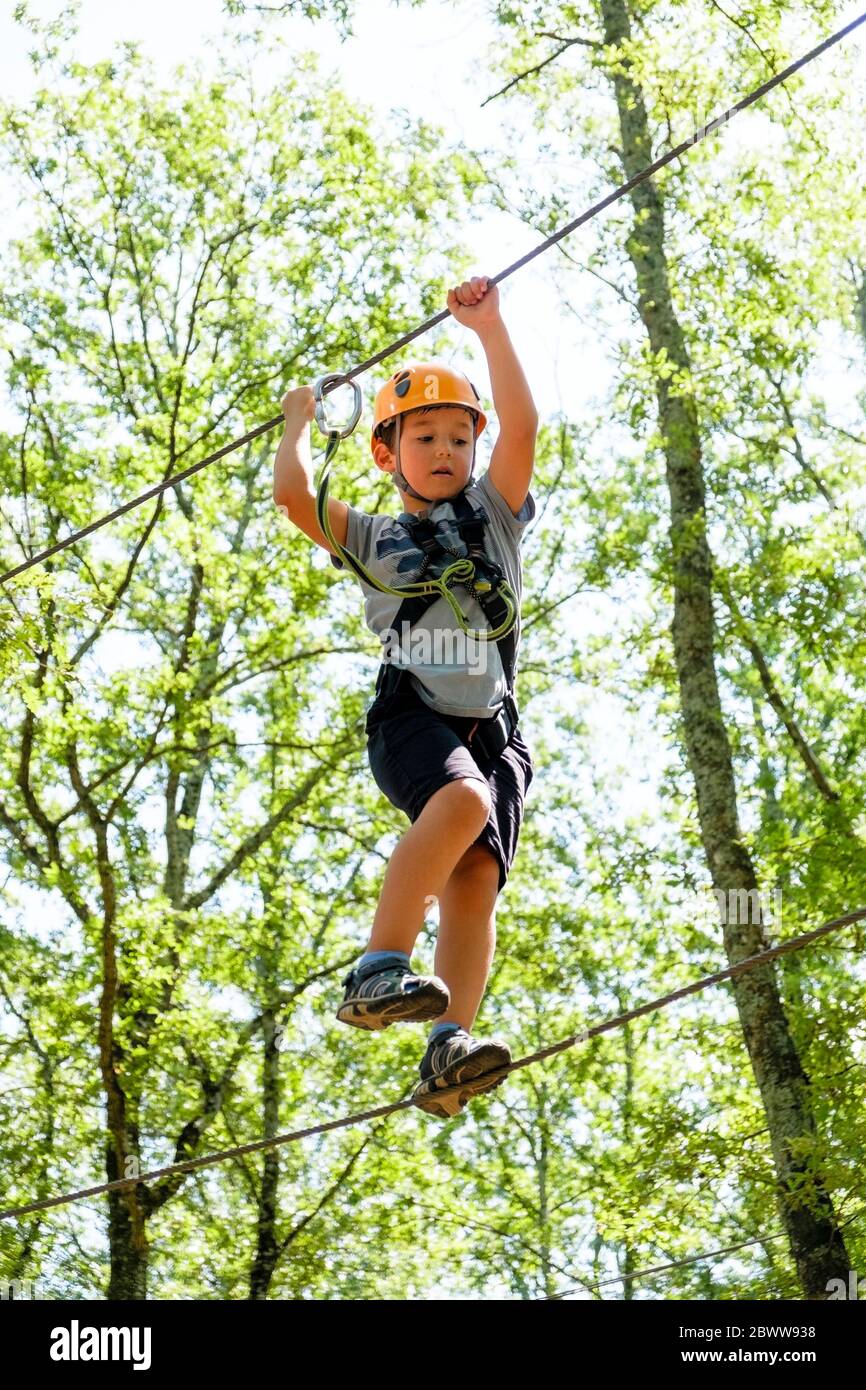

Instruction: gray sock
[429,1021,465,1046]
[356,949,410,977]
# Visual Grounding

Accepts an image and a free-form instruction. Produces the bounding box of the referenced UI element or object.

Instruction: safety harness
[311,374,522,761]
[367,490,520,760]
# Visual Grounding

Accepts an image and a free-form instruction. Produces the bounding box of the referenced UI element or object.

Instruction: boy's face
[373,406,476,505]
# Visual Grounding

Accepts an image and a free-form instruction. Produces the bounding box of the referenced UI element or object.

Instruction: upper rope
[2,10,865,586]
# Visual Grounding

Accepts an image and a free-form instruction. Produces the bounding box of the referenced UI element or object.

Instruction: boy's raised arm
[273,385,349,556]
[447,277,539,517]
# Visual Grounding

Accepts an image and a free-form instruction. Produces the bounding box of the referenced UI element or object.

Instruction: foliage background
[0,0,864,1299]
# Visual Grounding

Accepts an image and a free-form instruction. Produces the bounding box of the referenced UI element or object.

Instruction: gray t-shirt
[330,469,535,718]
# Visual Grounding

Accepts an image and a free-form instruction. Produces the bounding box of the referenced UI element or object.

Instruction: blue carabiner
[313,373,363,439]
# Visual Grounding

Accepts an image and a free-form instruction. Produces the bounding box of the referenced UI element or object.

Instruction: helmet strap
[393,412,437,504]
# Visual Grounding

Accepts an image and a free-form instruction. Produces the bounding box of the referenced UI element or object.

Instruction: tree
[471,0,865,1295]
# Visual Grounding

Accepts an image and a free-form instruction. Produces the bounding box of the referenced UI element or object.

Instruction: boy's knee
[431,776,492,827]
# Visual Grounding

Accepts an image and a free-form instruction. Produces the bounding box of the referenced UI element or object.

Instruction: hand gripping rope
[2,10,864,588]
[311,374,519,641]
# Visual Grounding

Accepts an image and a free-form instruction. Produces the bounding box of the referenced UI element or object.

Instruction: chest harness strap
[370,491,520,760]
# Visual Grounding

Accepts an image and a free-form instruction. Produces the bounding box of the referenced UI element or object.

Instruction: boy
[273,275,537,1118]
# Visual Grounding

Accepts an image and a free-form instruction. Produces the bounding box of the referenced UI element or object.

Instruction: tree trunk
[249,1005,282,1300]
[106,1142,149,1300]
[599,0,848,1297]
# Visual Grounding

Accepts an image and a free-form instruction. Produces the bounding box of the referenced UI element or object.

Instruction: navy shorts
[366,681,534,894]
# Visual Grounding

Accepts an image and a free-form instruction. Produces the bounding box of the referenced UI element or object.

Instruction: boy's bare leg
[432,844,500,1032]
[366,778,492,956]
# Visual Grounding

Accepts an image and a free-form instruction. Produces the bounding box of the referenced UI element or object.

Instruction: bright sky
[3,0,863,507]
[2,0,861,462]
[0,0,609,421]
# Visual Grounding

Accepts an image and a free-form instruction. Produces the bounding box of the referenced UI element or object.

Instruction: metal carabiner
[313,373,363,439]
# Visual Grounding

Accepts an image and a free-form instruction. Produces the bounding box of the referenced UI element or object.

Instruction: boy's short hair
[373,401,476,453]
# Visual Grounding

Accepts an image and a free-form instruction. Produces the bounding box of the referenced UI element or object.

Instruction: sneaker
[412,1029,511,1118]
[336,957,450,1032]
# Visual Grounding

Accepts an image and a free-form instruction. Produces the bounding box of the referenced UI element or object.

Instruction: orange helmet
[370,362,488,455]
